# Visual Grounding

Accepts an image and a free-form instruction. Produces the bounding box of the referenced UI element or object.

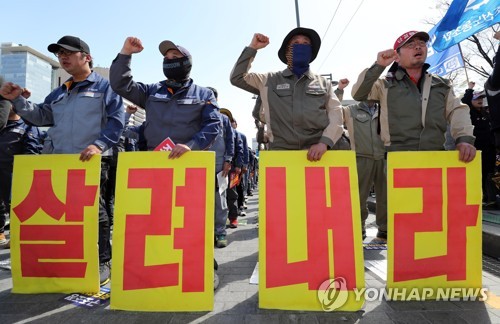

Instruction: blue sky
[2,0,439,140]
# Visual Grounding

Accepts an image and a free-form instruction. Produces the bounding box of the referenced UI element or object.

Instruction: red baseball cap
[393,31,429,50]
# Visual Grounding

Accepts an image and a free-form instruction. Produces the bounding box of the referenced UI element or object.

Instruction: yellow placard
[387,151,482,300]
[10,154,100,293]
[110,151,215,311]
[259,151,365,311]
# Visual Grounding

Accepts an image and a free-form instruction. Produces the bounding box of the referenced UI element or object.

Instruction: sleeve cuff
[320,136,334,149]
[244,46,258,56]
[93,140,107,152]
[455,136,475,146]
[372,63,387,74]
[186,139,200,151]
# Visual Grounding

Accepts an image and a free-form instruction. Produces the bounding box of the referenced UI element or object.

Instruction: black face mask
[163,56,192,81]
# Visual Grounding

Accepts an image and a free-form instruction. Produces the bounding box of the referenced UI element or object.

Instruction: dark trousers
[237,180,245,209]
[227,181,239,221]
[481,147,496,202]
[104,158,118,226]
[99,158,112,263]
[0,165,12,234]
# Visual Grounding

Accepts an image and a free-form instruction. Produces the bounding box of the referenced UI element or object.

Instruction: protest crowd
[0,2,499,298]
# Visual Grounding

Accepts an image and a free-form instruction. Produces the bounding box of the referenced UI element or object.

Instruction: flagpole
[457,43,470,84]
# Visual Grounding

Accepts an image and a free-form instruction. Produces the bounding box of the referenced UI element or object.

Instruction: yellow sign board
[387,151,482,300]
[10,155,100,293]
[110,151,215,311]
[259,151,365,311]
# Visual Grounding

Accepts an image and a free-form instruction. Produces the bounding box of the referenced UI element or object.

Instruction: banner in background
[432,0,500,52]
[426,24,464,76]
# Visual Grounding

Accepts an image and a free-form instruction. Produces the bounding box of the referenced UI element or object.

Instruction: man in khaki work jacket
[230,27,344,162]
[351,30,476,163]
[335,79,387,243]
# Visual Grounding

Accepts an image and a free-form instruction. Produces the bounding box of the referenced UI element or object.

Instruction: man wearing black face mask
[110,37,220,158]
[230,28,344,162]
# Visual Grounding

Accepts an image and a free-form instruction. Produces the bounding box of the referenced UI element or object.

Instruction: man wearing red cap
[352,31,476,163]
[230,28,344,162]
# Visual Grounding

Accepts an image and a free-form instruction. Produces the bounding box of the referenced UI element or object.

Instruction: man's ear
[84,53,92,64]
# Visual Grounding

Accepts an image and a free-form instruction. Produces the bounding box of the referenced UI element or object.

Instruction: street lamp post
[295,0,300,27]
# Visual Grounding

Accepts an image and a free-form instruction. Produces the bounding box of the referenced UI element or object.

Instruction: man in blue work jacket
[0,35,125,286]
[110,37,220,157]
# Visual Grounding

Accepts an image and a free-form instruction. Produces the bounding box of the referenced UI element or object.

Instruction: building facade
[1,44,145,126]
[0,43,60,104]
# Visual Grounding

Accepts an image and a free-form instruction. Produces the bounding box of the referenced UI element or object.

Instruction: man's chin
[409,60,425,68]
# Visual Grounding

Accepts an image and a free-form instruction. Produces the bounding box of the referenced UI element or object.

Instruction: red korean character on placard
[13,169,98,278]
[123,167,206,292]
[265,166,357,290]
[393,167,479,282]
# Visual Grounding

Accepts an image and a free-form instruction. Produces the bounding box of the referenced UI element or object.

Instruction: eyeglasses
[54,48,81,58]
[402,40,427,49]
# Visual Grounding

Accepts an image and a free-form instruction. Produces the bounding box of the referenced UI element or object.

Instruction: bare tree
[461,26,498,79]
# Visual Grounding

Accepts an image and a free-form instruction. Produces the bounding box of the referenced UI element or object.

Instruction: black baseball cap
[278,27,321,64]
[48,36,90,54]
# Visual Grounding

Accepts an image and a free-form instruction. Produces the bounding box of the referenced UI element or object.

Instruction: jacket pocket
[273,88,292,97]
[76,92,104,120]
[174,99,204,130]
[354,112,370,123]
[305,89,327,96]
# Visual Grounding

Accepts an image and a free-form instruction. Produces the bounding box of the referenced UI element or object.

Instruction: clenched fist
[376,49,396,67]
[250,33,270,50]
[0,82,23,100]
[120,37,144,55]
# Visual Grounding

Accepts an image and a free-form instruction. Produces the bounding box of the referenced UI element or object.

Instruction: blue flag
[432,0,500,52]
[426,24,464,76]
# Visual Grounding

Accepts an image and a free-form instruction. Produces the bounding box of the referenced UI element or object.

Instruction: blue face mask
[288,44,312,77]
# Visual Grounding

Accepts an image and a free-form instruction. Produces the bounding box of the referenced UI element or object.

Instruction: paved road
[0,190,500,323]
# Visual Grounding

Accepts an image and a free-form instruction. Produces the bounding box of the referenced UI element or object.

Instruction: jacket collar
[160,78,193,89]
[395,63,430,81]
[63,71,98,90]
[282,68,314,80]
[358,102,378,115]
